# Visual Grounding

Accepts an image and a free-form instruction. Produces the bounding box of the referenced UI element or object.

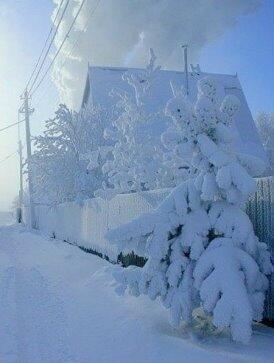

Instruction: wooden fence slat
[246,177,273,321]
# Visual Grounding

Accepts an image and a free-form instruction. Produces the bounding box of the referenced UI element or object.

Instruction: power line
[0,119,25,134]
[28,0,71,94]
[30,0,87,97]
[0,151,18,165]
[33,0,102,105]
[59,0,102,71]
[25,0,67,91]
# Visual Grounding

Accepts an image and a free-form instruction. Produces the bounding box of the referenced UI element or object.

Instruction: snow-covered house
[81,65,267,166]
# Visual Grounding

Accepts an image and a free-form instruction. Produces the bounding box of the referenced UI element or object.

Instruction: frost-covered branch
[32,104,111,205]
[98,49,168,198]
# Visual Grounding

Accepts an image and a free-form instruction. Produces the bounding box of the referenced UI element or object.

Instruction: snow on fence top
[33,189,170,261]
[30,177,273,320]
[81,66,267,167]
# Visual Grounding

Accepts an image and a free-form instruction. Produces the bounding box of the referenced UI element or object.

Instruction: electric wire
[28,0,71,94]
[33,0,102,104]
[59,0,102,71]
[30,0,87,98]
[25,0,67,91]
[0,151,18,165]
[0,119,25,134]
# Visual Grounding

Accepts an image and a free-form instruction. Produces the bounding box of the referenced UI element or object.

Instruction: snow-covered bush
[32,104,111,205]
[107,77,272,343]
[256,112,274,174]
[98,49,168,198]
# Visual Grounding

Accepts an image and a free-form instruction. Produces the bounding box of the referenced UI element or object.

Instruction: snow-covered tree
[256,112,274,174]
[161,83,195,186]
[32,104,111,205]
[98,49,167,197]
[107,77,272,343]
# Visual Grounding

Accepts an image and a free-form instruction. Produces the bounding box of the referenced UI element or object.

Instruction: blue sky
[0,0,273,209]
[0,0,57,208]
[200,0,274,116]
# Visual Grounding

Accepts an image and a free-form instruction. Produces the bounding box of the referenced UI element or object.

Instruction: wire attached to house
[30,0,88,98]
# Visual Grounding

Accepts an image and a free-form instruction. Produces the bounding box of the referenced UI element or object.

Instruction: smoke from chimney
[52,0,261,109]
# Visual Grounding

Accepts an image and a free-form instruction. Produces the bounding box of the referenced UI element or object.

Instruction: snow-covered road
[0,225,273,363]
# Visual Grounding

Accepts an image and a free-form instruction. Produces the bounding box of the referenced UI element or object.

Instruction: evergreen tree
[107,76,272,343]
[161,82,195,185]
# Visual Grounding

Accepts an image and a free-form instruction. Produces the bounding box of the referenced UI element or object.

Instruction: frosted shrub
[107,77,272,343]
[97,49,168,198]
[32,104,110,205]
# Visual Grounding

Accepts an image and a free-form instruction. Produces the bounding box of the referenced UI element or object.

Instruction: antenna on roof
[181,44,189,96]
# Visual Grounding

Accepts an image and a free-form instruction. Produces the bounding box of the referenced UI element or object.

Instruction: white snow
[98,50,167,197]
[84,66,267,164]
[106,76,272,343]
[0,224,273,362]
[29,189,169,260]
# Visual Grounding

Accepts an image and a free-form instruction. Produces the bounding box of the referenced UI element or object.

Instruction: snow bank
[1,225,274,362]
[24,177,273,320]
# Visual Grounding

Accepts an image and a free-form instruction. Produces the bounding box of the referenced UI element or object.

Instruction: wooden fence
[25,176,273,321]
[246,176,273,322]
[119,177,274,321]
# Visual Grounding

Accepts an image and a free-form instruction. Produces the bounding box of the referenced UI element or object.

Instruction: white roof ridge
[88,65,238,79]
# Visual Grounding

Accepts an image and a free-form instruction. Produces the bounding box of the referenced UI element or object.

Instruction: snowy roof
[82,66,267,164]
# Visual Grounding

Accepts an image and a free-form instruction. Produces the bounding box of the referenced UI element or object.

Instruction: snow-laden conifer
[107,76,272,343]
[161,82,195,185]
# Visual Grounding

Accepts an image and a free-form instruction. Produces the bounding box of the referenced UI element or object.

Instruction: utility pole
[19,90,36,228]
[181,45,189,96]
[17,139,24,223]
[16,112,24,223]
